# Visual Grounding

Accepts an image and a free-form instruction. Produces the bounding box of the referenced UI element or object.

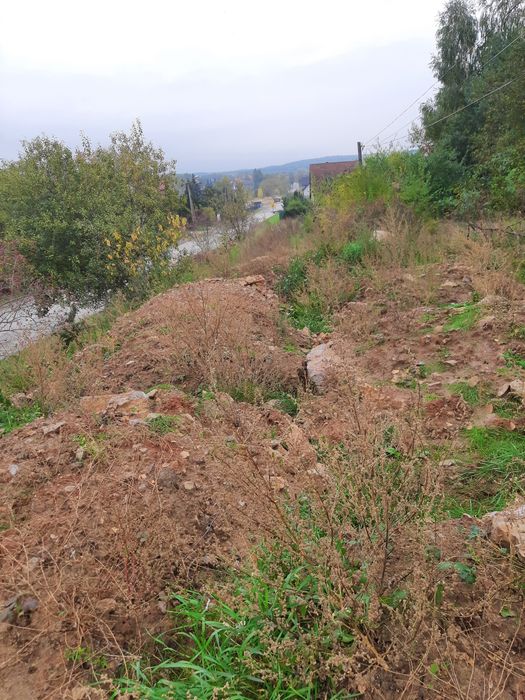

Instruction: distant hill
[256,155,358,176]
[182,155,358,181]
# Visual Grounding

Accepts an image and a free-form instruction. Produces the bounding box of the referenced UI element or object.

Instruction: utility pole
[357,141,363,166]
[186,182,196,226]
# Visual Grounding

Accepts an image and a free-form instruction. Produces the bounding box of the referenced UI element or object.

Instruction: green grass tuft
[226,382,299,416]
[276,257,308,300]
[444,428,525,517]
[503,350,525,370]
[339,240,365,265]
[443,304,481,332]
[0,393,42,436]
[448,381,481,406]
[114,544,363,699]
[148,415,180,435]
[289,299,330,334]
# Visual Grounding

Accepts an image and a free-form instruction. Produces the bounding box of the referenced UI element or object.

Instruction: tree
[186,174,203,209]
[211,178,250,241]
[252,168,264,194]
[0,121,185,304]
[418,0,525,213]
[190,206,218,253]
[259,174,289,197]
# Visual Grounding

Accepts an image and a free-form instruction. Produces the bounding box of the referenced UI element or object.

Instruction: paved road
[177,200,282,257]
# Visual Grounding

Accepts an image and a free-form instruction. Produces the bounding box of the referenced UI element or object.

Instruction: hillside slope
[1,221,525,699]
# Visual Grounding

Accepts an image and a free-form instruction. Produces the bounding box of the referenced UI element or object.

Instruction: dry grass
[172,381,525,698]
[2,205,525,698]
[300,257,359,315]
[169,283,292,395]
[336,300,381,341]
[463,236,524,300]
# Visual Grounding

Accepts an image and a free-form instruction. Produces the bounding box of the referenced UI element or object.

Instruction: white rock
[306,343,340,393]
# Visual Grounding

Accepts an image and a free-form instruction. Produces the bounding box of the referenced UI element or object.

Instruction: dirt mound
[80,276,303,396]
[0,274,316,697]
[0,386,316,697]
[2,258,525,698]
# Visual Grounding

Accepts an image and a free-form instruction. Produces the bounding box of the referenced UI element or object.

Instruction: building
[309,160,359,197]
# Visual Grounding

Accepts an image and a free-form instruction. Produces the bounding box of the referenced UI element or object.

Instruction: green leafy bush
[282,192,311,218]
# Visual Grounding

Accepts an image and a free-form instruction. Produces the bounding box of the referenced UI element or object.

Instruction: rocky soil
[1,265,525,698]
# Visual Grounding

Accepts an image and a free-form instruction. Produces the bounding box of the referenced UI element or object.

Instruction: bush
[282,192,311,218]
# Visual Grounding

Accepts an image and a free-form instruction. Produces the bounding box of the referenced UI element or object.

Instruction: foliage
[202,178,250,241]
[252,168,264,194]
[319,2,524,217]
[282,192,311,218]
[116,423,441,699]
[276,257,309,300]
[259,173,289,197]
[276,237,367,333]
[115,558,357,699]
[417,0,525,214]
[0,121,185,304]
[0,392,42,436]
[220,379,299,416]
[288,299,330,334]
[148,415,180,435]
[446,428,525,516]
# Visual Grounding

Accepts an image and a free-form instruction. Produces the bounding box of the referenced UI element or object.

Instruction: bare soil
[1,265,525,698]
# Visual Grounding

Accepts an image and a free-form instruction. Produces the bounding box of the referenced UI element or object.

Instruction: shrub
[282,192,311,218]
[0,121,185,305]
[276,257,308,300]
[115,400,443,699]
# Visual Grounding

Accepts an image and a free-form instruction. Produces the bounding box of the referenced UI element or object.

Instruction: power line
[425,74,521,129]
[363,78,446,147]
[372,73,522,152]
[364,30,524,149]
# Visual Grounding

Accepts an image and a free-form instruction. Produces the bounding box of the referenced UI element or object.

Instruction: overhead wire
[371,73,521,151]
[363,30,524,150]
[372,72,522,151]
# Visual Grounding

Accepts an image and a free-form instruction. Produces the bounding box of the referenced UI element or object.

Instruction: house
[309,160,359,197]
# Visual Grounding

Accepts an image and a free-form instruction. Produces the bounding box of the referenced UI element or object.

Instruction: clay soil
[1,263,525,698]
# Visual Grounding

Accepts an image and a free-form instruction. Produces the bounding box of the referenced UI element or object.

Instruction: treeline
[329,0,524,218]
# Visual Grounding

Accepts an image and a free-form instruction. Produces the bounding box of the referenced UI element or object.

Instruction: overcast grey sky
[1,0,446,172]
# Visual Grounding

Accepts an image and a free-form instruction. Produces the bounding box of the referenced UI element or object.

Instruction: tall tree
[419,0,525,212]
